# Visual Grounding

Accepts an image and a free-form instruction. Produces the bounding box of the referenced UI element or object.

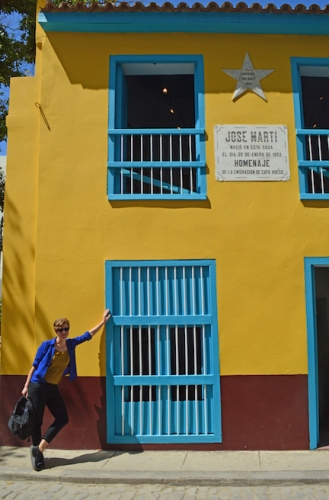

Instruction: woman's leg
[27,382,48,446]
[27,382,49,470]
[43,384,69,444]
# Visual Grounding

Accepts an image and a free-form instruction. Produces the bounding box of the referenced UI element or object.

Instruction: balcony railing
[108,128,205,198]
[297,129,329,196]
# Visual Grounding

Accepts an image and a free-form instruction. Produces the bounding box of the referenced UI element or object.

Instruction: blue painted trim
[105,263,115,442]
[303,258,329,449]
[114,375,214,385]
[108,193,207,200]
[109,128,204,135]
[291,61,304,136]
[304,259,317,450]
[39,11,329,36]
[291,58,307,196]
[108,435,217,444]
[112,54,203,64]
[105,259,221,444]
[195,56,206,195]
[108,161,205,168]
[297,129,329,136]
[108,56,117,196]
[299,161,329,168]
[108,259,216,267]
[208,261,221,441]
[108,54,206,199]
[291,58,329,199]
[300,194,329,200]
[112,315,213,326]
[292,57,329,67]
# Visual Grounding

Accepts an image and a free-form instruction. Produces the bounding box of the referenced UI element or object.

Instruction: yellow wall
[3,22,329,377]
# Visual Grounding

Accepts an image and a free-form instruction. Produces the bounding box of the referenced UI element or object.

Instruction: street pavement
[2,480,329,499]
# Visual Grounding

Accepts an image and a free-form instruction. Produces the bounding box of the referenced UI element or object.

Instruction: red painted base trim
[0,374,309,450]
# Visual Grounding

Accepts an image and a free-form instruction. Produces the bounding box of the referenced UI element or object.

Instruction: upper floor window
[292,58,329,199]
[108,55,206,200]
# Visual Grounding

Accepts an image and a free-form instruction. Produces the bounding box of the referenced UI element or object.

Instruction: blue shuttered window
[291,58,329,199]
[108,55,206,200]
[105,260,221,444]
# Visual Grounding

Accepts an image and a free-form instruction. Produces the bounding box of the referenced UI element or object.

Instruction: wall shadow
[46,32,292,95]
[109,198,211,210]
[94,325,144,451]
[302,200,329,209]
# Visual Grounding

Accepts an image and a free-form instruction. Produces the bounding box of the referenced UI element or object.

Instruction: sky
[0,0,328,155]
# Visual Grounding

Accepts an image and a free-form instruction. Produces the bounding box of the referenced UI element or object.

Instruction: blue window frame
[108,55,206,200]
[105,260,221,444]
[291,58,329,200]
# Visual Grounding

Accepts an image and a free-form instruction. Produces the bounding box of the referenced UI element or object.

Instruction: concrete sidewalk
[1,447,329,486]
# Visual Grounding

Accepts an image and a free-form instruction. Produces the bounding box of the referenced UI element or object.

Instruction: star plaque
[222,53,274,101]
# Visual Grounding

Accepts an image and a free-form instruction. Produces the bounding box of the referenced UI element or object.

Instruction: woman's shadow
[45,450,142,469]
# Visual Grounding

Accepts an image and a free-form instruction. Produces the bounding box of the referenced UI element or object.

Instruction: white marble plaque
[214,125,290,181]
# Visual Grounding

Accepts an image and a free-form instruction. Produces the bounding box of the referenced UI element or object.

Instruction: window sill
[300,193,329,200]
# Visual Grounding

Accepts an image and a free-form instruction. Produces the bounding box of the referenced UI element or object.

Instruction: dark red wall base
[0,374,309,450]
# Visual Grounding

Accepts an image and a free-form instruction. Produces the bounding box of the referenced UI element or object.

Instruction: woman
[22,309,111,471]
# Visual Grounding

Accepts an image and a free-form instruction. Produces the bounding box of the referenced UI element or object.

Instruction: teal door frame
[304,257,329,449]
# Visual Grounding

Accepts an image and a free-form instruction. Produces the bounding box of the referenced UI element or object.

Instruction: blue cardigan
[31,332,92,383]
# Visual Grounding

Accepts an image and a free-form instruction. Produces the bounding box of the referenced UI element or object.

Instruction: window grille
[105,261,221,444]
[296,130,329,194]
[109,130,201,196]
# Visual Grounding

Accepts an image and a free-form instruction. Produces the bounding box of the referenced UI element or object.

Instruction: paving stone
[314,490,329,500]
[120,493,136,500]
[3,494,19,500]
[211,493,229,500]
[0,489,12,500]
[135,495,160,500]
[207,488,219,496]
[161,489,174,495]
[16,495,37,500]
[46,485,64,493]
[170,492,185,500]
[136,487,155,495]
[185,488,197,495]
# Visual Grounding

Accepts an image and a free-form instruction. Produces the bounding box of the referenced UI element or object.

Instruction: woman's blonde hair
[53,318,70,328]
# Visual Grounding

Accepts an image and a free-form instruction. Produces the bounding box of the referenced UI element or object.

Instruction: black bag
[8,396,35,440]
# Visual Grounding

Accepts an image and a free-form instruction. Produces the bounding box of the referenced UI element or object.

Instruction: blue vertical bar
[194,56,206,195]
[108,57,117,198]
[105,264,115,441]
[209,261,222,440]
[304,258,321,450]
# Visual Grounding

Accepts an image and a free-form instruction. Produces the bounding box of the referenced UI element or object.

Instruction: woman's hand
[22,387,28,397]
[103,309,111,324]
[89,310,112,337]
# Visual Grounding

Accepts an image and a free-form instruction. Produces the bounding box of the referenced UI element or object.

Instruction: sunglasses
[56,327,70,333]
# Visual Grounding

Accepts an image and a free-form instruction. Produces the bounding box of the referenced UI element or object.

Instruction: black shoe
[30,445,44,471]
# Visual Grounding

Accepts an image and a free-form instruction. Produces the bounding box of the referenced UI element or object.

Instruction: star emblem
[222,53,274,101]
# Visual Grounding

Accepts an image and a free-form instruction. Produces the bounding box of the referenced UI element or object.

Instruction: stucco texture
[3,23,329,379]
